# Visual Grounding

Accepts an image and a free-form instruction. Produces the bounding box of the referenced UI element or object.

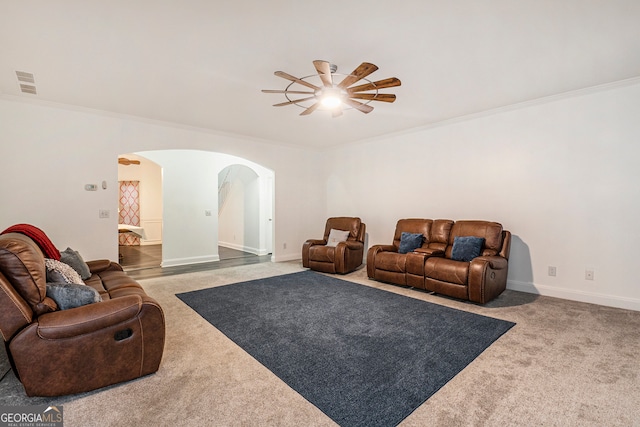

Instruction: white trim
[161,254,220,268]
[507,280,640,312]
[218,242,268,256]
[139,218,162,245]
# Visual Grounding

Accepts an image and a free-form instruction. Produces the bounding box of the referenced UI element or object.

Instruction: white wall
[0,98,326,262]
[2,78,639,311]
[218,164,263,255]
[326,80,640,311]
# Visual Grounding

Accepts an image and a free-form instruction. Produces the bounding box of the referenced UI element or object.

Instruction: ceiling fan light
[321,95,342,109]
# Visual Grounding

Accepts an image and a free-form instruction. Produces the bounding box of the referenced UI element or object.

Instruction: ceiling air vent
[16,71,35,83]
[20,84,37,94]
[15,71,37,94]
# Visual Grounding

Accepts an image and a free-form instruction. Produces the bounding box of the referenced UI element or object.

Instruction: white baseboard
[507,280,640,312]
[161,254,220,268]
[141,239,161,246]
[218,241,269,256]
[272,254,301,263]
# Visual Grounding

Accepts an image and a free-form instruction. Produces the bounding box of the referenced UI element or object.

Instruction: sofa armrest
[86,259,123,274]
[302,239,327,267]
[370,244,396,254]
[468,256,509,304]
[36,295,143,339]
[471,255,508,270]
[333,240,365,274]
[366,244,396,278]
[342,240,364,250]
[413,248,445,256]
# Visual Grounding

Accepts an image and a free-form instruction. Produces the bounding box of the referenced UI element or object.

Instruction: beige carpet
[2,261,639,426]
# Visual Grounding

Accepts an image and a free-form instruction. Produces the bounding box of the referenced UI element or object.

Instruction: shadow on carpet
[177,271,515,427]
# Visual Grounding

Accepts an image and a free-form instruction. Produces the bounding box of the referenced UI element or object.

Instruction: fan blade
[313,60,333,88]
[332,107,343,118]
[349,93,396,103]
[337,62,379,89]
[118,158,140,165]
[274,71,320,90]
[273,96,316,107]
[300,102,321,116]
[342,98,374,114]
[347,77,401,93]
[262,89,316,95]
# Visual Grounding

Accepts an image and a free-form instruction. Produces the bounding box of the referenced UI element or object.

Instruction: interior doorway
[218,164,262,258]
[117,154,163,269]
[117,150,274,270]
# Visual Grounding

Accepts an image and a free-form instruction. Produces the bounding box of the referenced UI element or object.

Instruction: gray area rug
[177,270,515,427]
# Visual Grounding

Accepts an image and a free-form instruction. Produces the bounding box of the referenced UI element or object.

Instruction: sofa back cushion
[323,217,363,243]
[0,272,34,341]
[446,221,504,258]
[393,219,432,250]
[0,233,57,316]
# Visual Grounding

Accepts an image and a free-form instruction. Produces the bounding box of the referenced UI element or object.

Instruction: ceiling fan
[262,60,401,117]
[118,157,140,166]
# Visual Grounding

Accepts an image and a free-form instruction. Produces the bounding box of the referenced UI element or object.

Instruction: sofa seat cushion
[424,258,469,285]
[375,251,407,273]
[308,245,335,263]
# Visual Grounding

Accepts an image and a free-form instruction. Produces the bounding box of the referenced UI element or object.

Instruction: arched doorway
[119,149,274,269]
[218,164,262,259]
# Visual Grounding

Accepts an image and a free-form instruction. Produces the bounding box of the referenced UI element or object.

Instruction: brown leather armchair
[302,217,366,274]
[0,232,165,397]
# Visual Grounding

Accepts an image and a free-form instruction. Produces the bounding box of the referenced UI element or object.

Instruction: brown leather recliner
[302,217,366,274]
[367,218,453,286]
[367,219,511,304]
[423,220,511,304]
[0,233,165,397]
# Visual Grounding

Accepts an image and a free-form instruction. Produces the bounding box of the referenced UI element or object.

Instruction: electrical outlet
[585,269,594,280]
[283,242,287,249]
[204,209,212,216]
[548,266,556,277]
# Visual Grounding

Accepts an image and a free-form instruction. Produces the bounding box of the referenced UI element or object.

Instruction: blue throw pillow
[46,282,101,310]
[451,236,485,262]
[60,247,92,280]
[398,232,424,254]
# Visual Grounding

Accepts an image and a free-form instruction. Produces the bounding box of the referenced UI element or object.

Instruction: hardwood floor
[119,244,271,280]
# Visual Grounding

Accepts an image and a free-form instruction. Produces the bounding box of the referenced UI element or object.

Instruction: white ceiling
[2,1,639,149]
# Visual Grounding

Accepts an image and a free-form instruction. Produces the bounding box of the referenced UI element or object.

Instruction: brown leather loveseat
[0,232,165,397]
[367,219,510,304]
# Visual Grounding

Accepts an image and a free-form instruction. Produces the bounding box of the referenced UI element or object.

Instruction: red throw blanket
[1,223,61,260]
